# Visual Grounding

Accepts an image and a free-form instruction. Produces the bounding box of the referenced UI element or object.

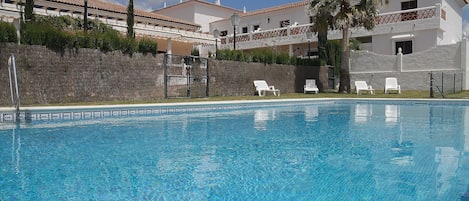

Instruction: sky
[105,0,305,12]
[105,0,469,36]
[463,6,469,37]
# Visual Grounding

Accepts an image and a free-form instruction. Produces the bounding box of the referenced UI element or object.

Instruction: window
[401,0,417,10]
[253,25,260,31]
[395,41,413,54]
[242,27,248,33]
[220,30,228,36]
[401,0,417,21]
[280,20,290,28]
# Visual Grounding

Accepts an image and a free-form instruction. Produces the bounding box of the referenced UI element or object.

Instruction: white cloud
[102,0,126,6]
[464,6,469,38]
[464,20,469,39]
[135,0,181,10]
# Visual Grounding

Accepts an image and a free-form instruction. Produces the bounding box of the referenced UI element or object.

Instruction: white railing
[218,5,439,49]
[376,5,437,25]
[220,24,312,46]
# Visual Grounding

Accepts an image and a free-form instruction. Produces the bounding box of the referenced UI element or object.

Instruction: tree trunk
[318,31,327,66]
[339,25,351,93]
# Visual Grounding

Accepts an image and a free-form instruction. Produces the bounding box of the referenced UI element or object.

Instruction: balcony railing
[220,24,312,45]
[376,6,437,25]
[220,5,439,47]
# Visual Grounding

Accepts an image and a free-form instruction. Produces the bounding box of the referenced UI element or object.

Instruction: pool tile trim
[0,98,468,123]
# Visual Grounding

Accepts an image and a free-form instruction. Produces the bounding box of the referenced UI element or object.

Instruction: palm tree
[308,0,388,93]
[309,0,334,67]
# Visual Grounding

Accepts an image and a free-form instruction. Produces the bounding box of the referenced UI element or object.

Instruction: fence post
[441,72,444,95]
[163,53,168,98]
[206,58,210,97]
[430,72,434,98]
[462,73,464,93]
[454,73,456,94]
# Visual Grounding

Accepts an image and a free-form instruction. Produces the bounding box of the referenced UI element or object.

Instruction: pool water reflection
[0,100,468,200]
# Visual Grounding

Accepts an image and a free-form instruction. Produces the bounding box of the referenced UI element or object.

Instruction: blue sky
[106,0,303,12]
[463,6,469,36]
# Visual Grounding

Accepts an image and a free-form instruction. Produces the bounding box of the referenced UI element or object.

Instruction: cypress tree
[126,0,134,38]
[24,0,35,22]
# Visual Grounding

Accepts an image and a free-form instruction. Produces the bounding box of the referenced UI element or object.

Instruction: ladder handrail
[7,54,20,121]
[8,56,15,106]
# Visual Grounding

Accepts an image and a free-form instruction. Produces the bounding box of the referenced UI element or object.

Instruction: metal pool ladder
[8,54,21,121]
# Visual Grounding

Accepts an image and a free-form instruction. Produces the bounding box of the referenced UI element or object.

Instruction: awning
[391,34,415,40]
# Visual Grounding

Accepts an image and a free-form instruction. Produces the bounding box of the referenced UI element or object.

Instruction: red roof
[38,0,199,27]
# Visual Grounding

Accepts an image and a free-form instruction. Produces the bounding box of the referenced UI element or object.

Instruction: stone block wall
[0,44,165,105]
[0,44,322,105]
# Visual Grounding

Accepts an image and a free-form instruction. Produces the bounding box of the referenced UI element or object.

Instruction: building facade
[152,0,240,33]
[207,0,467,57]
[0,0,215,54]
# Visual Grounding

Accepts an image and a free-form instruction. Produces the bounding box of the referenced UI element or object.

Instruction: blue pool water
[1,100,469,200]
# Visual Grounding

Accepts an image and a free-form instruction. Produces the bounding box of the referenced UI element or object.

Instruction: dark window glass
[401,0,417,10]
[396,41,413,55]
[253,25,260,31]
[280,20,290,28]
[242,27,248,33]
[401,0,417,21]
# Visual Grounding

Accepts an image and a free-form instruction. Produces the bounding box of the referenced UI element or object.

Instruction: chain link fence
[430,72,464,98]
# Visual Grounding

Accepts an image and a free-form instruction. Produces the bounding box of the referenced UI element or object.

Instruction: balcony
[376,6,437,25]
[218,5,441,50]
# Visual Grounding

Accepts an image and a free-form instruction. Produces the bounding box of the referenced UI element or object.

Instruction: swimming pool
[1,99,469,200]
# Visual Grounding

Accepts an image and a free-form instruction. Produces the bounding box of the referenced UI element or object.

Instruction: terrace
[217,5,442,51]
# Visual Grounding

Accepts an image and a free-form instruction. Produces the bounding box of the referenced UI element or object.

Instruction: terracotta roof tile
[240,0,308,17]
[153,0,240,13]
[40,0,199,27]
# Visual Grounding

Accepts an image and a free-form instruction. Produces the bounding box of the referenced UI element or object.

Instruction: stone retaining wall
[0,44,322,105]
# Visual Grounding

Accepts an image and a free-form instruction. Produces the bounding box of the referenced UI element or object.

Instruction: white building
[152,0,240,33]
[0,0,215,54]
[205,0,467,57]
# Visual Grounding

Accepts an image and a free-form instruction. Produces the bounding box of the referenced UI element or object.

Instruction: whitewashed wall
[350,40,468,90]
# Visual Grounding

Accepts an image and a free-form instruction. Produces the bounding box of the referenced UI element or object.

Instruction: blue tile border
[0,98,467,123]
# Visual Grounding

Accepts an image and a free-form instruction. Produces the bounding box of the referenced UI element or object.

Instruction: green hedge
[0,21,18,43]
[215,49,320,66]
[138,38,158,56]
[19,15,158,55]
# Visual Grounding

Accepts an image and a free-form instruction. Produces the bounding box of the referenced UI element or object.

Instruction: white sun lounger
[304,79,319,94]
[253,80,280,96]
[355,81,375,95]
[384,77,401,94]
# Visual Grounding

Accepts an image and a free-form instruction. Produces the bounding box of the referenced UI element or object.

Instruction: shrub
[19,15,158,55]
[138,38,158,55]
[191,48,200,56]
[0,21,18,43]
[21,22,47,45]
[120,37,137,55]
[216,48,323,66]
